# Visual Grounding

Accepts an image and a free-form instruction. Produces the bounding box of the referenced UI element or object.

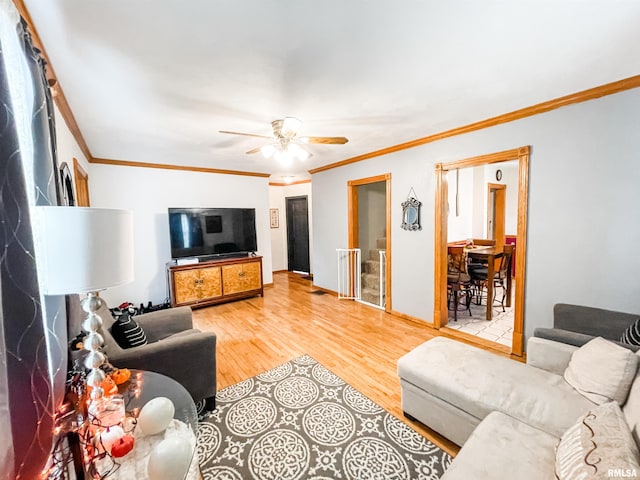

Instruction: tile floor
[446,286,514,347]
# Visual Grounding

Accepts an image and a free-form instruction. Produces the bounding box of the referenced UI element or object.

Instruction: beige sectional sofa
[398,336,640,479]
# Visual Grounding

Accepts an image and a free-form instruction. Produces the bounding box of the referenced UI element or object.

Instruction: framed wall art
[269,208,279,228]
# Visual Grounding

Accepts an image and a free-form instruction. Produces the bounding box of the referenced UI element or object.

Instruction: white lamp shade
[35,207,134,295]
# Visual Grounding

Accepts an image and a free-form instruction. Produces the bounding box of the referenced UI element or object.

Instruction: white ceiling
[23,1,640,182]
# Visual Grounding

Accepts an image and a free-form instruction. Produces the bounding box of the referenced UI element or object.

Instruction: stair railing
[336,248,361,300]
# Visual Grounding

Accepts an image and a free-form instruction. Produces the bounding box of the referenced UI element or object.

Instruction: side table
[92,370,199,479]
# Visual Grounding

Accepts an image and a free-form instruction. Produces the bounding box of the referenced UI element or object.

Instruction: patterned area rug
[196,355,452,479]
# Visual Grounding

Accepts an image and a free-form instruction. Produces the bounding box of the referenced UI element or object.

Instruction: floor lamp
[35,206,134,404]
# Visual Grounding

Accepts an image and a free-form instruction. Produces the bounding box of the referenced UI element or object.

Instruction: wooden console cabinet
[168,256,263,308]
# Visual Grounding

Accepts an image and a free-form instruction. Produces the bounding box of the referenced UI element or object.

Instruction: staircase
[360,235,386,308]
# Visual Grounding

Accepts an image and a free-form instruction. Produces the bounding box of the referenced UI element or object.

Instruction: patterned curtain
[0,2,66,479]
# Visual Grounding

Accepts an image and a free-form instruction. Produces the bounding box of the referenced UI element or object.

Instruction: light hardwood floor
[193,272,467,455]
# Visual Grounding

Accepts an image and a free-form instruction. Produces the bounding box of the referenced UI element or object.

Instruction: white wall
[471,166,484,237]
[358,182,386,259]
[446,167,474,241]
[447,161,519,241]
[268,182,313,272]
[312,87,640,340]
[89,164,273,307]
[53,106,91,193]
[269,186,287,271]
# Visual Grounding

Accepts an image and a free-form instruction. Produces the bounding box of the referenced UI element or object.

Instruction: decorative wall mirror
[401,191,422,231]
[59,162,76,206]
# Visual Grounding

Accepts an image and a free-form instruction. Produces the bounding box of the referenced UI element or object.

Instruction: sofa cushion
[564,337,639,405]
[621,318,640,346]
[441,411,557,480]
[622,352,640,448]
[555,401,640,479]
[534,327,640,352]
[398,337,596,437]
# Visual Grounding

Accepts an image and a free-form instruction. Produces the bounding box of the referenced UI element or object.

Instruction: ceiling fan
[219,117,348,164]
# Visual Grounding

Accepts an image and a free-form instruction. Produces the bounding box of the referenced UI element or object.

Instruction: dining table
[466,245,511,320]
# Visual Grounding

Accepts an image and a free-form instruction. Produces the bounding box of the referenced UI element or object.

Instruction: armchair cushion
[108,328,217,403]
[134,306,193,343]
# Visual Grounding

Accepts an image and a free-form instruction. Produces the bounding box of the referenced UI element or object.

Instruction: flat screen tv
[168,207,257,259]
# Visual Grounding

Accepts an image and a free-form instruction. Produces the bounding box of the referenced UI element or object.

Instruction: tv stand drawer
[222,262,262,295]
[168,256,263,308]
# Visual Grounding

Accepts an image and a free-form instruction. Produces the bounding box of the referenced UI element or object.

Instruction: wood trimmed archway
[434,147,529,356]
[348,173,392,312]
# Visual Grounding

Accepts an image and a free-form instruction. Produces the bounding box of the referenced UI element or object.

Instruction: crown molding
[309,75,640,174]
[269,179,311,186]
[90,157,271,178]
[15,1,640,180]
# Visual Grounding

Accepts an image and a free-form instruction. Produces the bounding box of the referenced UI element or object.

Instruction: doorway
[347,174,391,311]
[286,196,310,273]
[487,183,506,249]
[434,147,529,356]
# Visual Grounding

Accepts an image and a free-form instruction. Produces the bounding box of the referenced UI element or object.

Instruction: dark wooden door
[286,196,310,273]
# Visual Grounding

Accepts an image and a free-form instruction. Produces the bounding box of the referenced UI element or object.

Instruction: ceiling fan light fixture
[281,117,302,138]
[288,143,309,161]
[274,148,293,166]
[260,144,275,158]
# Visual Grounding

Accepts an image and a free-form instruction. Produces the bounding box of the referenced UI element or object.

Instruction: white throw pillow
[564,337,639,405]
[555,401,640,479]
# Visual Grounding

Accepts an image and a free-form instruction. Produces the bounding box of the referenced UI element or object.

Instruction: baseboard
[310,285,338,296]
[388,309,436,329]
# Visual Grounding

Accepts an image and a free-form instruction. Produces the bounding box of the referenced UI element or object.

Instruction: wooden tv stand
[167,255,263,308]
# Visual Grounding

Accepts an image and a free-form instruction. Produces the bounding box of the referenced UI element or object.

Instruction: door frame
[73,158,90,206]
[487,183,506,250]
[434,147,529,356]
[347,173,391,312]
[286,195,310,273]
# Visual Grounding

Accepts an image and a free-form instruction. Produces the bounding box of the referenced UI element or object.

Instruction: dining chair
[471,239,496,246]
[447,246,473,321]
[469,245,513,312]
[467,239,496,274]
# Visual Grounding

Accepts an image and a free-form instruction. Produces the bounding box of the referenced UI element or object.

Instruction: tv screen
[168,208,257,259]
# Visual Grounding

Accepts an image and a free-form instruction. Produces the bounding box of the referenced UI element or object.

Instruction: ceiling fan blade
[299,136,349,145]
[219,130,273,140]
[245,146,263,154]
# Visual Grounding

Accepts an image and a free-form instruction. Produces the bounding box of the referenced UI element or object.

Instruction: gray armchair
[534,303,639,352]
[67,295,217,409]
